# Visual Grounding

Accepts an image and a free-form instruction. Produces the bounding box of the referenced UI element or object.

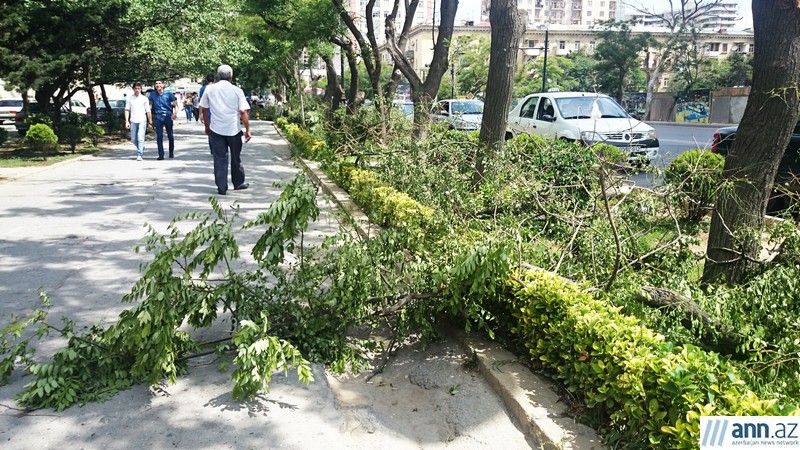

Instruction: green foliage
[25,124,59,159]
[26,113,54,129]
[664,149,724,221]
[592,19,654,101]
[82,122,105,146]
[58,124,84,153]
[510,268,799,449]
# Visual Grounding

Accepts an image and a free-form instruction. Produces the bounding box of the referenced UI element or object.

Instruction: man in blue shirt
[148,80,178,159]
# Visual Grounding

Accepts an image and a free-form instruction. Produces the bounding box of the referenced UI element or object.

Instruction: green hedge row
[276,118,436,239]
[511,267,799,448]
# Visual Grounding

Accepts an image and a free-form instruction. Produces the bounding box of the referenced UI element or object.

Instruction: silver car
[431,99,484,131]
[0,99,23,124]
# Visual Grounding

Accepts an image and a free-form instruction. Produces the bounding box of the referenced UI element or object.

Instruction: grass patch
[0,135,125,168]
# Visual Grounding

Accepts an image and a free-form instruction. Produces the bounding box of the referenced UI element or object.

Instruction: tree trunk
[475,2,526,184]
[385,0,459,139]
[321,54,343,116]
[702,1,800,284]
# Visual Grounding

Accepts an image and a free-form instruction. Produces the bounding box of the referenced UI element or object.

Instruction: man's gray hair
[217,65,233,81]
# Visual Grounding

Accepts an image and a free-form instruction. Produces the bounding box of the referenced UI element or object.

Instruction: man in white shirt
[199,65,252,195]
[124,82,153,161]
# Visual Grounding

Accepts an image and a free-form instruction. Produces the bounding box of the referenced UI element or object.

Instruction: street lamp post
[541,28,549,92]
[451,62,456,98]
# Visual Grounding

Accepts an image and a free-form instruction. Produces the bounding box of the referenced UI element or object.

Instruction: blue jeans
[184,105,193,122]
[130,121,146,157]
[153,115,174,158]
[209,131,245,193]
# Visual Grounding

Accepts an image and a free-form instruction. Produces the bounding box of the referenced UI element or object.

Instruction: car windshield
[401,103,414,115]
[556,96,628,119]
[451,100,483,115]
[0,100,23,107]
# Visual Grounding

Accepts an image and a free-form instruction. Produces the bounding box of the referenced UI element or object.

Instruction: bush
[0,127,7,147]
[26,112,54,129]
[509,268,800,449]
[25,123,59,160]
[664,149,724,221]
[82,122,105,146]
[58,123,84,153]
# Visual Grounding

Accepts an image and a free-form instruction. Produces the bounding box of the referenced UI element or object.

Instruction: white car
[507,91,659,164]
[431,99,483,131]
[66,99,88,115]
[0,99,23,124]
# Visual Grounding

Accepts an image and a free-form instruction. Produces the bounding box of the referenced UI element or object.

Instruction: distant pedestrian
[123,82,153,161]
[183,93,194,122]
[199,64,251,195]
[191,92,200,121]
[148,80,178,160]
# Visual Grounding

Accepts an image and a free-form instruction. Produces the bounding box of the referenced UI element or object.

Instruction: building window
[708,42,721,51]
[722,43,728,52]
[587,10,592,16]
[600,11,604,16]
[600,1,604,6]
[559,41,566,50]
[574,40,581,50]
[589,40,596,49]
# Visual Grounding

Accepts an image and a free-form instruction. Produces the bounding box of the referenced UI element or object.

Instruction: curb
[288,135,605,448]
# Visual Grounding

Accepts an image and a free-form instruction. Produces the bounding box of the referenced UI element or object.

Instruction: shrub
[664,149,724,221]
[58,124,84,153]
[26,112,53,129]
[509,268,799,449]
[82,122,105,146]
[25,123,59,160]
[0,127,7,147]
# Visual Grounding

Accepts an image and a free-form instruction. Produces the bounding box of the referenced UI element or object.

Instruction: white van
[507,91,659,164]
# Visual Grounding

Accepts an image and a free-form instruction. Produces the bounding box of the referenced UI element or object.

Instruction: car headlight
[645,129,657,140]
[580,131,603,142]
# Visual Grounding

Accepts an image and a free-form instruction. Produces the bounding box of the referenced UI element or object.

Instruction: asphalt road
[630,121,724,189]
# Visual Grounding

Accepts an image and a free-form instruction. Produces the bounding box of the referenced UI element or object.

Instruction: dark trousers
[209,131,245,193]
[153,115,175,158]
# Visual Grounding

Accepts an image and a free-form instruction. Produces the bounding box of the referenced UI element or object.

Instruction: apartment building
[623,1,742,31]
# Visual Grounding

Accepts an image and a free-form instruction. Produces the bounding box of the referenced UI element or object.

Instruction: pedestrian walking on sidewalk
[123,82,153,161]
[148,80,178,159]
[183,94,194,122]
[199,65,251,195]
[191,92,200,121]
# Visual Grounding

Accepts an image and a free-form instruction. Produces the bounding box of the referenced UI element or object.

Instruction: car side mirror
[542,114,555,122]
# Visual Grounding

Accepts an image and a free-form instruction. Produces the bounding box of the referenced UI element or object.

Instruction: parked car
[431,99,484,131]
[66,99,89,115]
[0,99,23,124]
[93,99,126,120]
[393,100,414,119]
[712,121,800,211]
[507,91,659,164]
[14,101,68,136]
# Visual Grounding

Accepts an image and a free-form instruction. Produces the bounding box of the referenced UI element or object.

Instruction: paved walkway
[0,121,556,449]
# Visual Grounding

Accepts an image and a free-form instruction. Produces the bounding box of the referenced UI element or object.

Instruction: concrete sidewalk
[0,121,600,449]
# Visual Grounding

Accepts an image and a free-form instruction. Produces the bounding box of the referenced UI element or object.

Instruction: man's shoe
[157,156,164,160]
[234,183,249,191]
[136,156,143,161]
[218,190,227,195]
[169,154,174,159]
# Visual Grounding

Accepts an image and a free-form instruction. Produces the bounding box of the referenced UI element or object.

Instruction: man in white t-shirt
[124,82,153,161]
[199,64,252,195]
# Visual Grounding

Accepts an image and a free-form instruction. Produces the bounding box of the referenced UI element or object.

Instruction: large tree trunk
[475,2,526,184]
[702,1,800,284]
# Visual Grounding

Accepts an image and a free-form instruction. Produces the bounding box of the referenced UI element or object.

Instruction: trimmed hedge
[510,268,799,448]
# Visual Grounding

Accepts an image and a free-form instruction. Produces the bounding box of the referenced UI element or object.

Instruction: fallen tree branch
[634,286,746,357]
